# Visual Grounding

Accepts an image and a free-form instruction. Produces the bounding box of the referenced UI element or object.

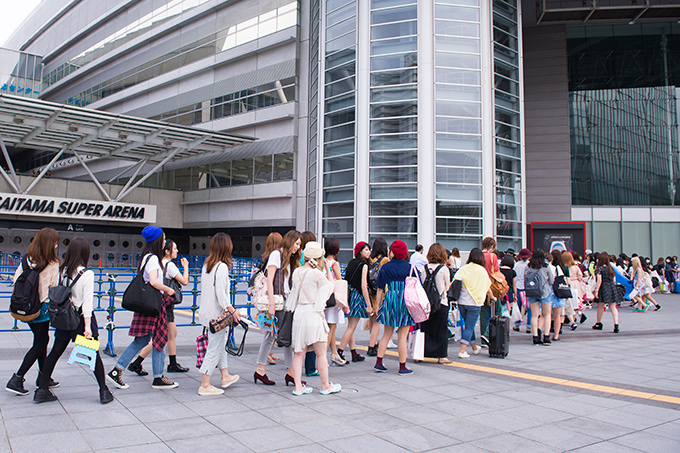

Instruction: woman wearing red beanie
[337,242,372,363]
[374,240,416,375]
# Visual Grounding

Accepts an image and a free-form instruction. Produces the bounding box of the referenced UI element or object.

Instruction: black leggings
[39,338,106,391]
[17,321,50,377]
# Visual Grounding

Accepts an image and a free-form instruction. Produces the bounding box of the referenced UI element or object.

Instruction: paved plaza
[1,294,679,452]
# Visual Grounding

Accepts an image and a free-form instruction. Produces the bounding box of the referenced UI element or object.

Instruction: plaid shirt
[128,294,172,351]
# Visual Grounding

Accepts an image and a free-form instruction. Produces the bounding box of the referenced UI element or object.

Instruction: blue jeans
[458,305,481,345]
[116,334,166,378]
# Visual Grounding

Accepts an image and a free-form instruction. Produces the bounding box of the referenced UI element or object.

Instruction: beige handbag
[333,280,348,309]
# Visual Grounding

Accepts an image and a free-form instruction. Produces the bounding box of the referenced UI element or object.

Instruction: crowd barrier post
[104,272,118,357]
[190,273,199,326]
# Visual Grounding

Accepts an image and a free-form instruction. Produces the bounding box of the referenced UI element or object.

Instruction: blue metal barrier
[0,257,260,356]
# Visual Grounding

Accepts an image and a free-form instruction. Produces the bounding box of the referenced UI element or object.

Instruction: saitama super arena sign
[0,193,157,224]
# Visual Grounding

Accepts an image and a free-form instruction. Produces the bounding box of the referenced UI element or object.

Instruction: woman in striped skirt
[337,242,372,363]
[374,240,415,375]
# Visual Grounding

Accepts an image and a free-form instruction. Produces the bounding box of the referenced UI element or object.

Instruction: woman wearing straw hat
[288,242,341,396]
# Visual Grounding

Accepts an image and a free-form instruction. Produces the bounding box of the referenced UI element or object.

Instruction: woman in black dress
[420,243,452,363]
[592,251,621,333]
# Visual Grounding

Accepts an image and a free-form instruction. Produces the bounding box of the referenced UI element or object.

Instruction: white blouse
[199,262,231,326]
[286,267,334,312]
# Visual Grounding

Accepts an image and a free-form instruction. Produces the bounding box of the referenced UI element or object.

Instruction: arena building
[1,0,679,261]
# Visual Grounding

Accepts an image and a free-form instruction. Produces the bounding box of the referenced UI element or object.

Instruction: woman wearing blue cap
[106,226,179,390]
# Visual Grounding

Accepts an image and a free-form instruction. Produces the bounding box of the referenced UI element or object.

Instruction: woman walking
[253,230,301,386]
[6,228,60,396]
[637,259,661,311]
[526,249,554,345]
[34,237,114,404]
[128,239,190,376]
[592,251,621,333]
[258,232,283,366]
[562,251,583,330]
[337,242,372,363]
[198,233,241,395]
[450,248,491,358]
[374,240,414,374]
[289,241,341,396]
[421,243,452,363]
[367,237,389,356]
[107,226,178,390]
[324,238,348,366]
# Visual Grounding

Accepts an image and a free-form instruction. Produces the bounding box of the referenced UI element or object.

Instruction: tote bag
[404,265,431,323]
[122,256,163,316]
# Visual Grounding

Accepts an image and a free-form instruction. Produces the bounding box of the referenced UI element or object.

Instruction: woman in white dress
[288,242,342,396]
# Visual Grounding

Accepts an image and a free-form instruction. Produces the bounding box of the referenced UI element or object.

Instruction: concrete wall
[523,25,572,223]
[0,175,183,228]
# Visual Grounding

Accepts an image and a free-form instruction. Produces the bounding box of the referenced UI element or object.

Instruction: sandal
[267,353,278,365]
[330,354,347,366]
[438,358,453,364]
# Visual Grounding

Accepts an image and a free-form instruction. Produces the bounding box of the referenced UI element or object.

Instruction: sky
[0,1,42,48]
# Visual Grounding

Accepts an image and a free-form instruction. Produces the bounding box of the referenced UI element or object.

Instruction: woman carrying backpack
[337,241,372,363]
[6,228,61,396]
[34,237,114,404]
[106,226,178,390]
[420,243,452,363]
[526,249,554,345]
[367,237,389,357]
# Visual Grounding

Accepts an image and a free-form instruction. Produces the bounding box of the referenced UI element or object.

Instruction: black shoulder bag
[122,256,163,316]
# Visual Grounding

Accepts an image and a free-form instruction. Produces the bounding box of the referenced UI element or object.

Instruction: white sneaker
[198,385,224,396]
[472,347,481,355]
[458,351,470,358]
[387,339,398,349]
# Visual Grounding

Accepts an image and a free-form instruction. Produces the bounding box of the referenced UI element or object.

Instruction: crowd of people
[4,226,678,404]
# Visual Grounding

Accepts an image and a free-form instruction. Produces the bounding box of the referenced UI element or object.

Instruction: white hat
[303,241,324,260]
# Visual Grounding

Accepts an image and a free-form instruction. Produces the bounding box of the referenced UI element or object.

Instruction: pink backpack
[404,265,431,323]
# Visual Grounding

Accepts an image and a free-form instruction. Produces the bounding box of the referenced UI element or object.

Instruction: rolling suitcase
[488,302,510,358]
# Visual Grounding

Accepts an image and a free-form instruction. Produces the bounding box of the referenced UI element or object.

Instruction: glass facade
[568,23,680,206]
[493,0,522,251]
[58,2,299,107]
[369,0,419,249]
[321,0,357,260]
[307,0,321,235]
[0,48,42,98]
[434,0,483,251]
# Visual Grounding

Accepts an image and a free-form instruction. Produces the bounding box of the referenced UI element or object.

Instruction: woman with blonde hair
[6,228,61,396]
[288,241,341,395]
[253,230,302,386]
[198,233,241,395]
[631,257,660,312]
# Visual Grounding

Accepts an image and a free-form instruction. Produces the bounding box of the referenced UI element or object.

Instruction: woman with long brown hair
[260,232,282,365]
[421,243,452,363]
[34,237,113,404]
[592,251,620,333]
[198,233,241,395]
[253,230,302,385]
[6,228,61,396]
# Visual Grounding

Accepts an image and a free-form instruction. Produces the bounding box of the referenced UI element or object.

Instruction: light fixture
[68,123,79,132]
[13,115,25,124]
[118,131,129,140]
[163,138,173,146]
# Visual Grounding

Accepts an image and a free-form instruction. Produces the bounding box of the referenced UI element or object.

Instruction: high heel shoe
[284,374,306,387]
[253,372,275,385]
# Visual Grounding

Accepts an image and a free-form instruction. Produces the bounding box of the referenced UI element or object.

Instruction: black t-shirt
[344,258,368,291]
[500,267,516,290]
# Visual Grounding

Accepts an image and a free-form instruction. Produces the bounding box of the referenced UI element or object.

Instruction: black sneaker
[480,336,489,348]
[352,353,365,363]
[533,336,543,345]
[366,346,378,357]
[580,313,587,324]
[542,335,552,345]
[36,372,59,389]
[655,304,661,311]
[33,388,58,403]
[100,387,114,404]
[127,362,148,376]
[151,376,178,389]
[106,368,129,389]
[5,373,28,396]
[167,363,189,373]
[512,326,520,332]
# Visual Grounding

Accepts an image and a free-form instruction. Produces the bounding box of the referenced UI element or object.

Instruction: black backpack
[48,270,85,331]
[368,258,382,294]
[524,268,542,298]
[10,257,44,322]
[423,265,445,311]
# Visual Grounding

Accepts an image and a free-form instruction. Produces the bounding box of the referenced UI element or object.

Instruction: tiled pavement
[1,294,679,452]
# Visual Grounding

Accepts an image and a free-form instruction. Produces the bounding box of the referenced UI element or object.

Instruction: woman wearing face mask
[253,230,302,386]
